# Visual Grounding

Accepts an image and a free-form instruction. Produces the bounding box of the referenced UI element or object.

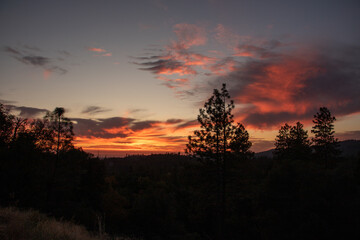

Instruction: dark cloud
[130,120,160,131]
[18,56,49,66]
[174,119,198,130]
[82,106,111,115]
[3,46,21,55]
[166,118,184,124]
[15,106,48,118]
[3,45,68,76]
[58,50,71,56]
[72,117,135,139]
[135,58,197,75]
[5,105,48,118]
[128,108,147,114]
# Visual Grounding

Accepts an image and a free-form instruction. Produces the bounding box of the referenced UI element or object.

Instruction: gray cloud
[72,117,135,139]
[130,120,160,131]
[3,45,68,76]
[17,56,49,66]
[82,106,111,115]
[6,105,49,118]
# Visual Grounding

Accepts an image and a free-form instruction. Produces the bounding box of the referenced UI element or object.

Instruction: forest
[1,85,360,240]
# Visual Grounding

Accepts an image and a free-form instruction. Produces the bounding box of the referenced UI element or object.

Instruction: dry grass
[0,207,136,240]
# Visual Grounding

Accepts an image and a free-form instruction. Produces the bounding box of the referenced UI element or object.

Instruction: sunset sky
[1,0,359,156]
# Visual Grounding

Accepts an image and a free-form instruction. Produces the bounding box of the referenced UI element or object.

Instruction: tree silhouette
[275,122,311,160]
[311,107,340,162]
[44,107,74,203]
[0,104,14,147]
[186,83,252,239]
[45,107,74,155]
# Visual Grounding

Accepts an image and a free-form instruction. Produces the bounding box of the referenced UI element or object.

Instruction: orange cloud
[72,116,199,156]
[238,58,319,115]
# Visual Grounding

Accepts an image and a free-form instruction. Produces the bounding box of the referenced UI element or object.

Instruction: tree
[0,104,14,148]
[45,107,74,155]
[274,122,311,160]
[186,83,252,239]
[44,107,74,203]
[311,107,340,161]
[186,84,252,158]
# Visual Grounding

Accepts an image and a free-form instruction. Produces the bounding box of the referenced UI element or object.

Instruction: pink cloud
[102,53,112,57]
[43,69,51,80]
[173,23,207,49]
[88,47,107,52]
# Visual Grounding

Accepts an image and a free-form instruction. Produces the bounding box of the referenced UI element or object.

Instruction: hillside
[255,140,360,158]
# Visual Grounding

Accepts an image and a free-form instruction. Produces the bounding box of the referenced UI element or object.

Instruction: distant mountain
[339,140,360,157]
[255,140,360,158]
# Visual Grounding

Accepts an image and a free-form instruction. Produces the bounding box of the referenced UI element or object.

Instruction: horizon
[1,0,359,157]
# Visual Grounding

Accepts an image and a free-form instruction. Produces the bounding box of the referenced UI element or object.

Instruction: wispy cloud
[88,47,107,53]
[3,45,67,79]
[88,47,112,57]
[151,0,168,11]
[82,106,111,115]
[134,23,214,91]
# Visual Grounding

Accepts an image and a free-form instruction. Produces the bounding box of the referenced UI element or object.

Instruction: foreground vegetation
[0,207,134,240]
[1,83,360,239]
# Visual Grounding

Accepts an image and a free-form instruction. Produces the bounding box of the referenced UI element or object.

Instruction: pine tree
[311,107,340,161]
[186,83,252,239]
[275,122,311,160]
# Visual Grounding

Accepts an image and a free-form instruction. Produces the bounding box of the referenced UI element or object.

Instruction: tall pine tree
[311,107,340,161]
[186,83,252,239]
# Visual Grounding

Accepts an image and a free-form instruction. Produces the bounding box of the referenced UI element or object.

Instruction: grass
[0,207,136,240]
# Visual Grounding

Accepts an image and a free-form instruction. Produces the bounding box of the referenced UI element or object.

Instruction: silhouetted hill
[255,140,360,158]
[339,140,360,156]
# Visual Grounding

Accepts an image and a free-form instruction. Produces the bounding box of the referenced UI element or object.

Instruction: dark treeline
[1,84,360,240]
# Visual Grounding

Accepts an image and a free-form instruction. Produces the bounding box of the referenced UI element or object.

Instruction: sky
[1,0,359,156]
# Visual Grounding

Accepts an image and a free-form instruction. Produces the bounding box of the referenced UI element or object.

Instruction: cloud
[219,43,360,129]
[135,23,360,131]
[172,23,207,49]
[88,47,113,58]
[151,0,168,11]
[4,46,21,55]
[17,55,49,66]
[134,23,214,90]
[174,119,199,131]
[136,58,197,76]
[72,117,135,139]
[336,130,360,140]
[3,45,67,78]
[88,47,107,53]
[130,120,160,131]
[6,105,48,118]
[58,50,71,56]
[82,106,111,115]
